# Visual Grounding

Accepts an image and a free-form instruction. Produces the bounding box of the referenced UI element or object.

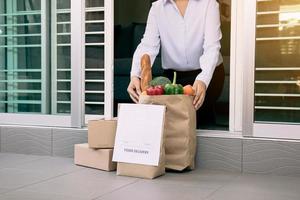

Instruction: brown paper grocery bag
[117,143,165,179]
[139,95,197,171]
[115,104,166,179]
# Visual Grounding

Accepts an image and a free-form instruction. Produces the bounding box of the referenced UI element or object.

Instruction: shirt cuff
[130,70,141,78]
[195,72,212,89]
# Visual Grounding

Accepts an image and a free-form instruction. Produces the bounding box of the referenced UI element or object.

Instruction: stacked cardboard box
[74,119,117,171]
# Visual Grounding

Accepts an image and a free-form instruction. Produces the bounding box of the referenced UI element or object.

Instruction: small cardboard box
[88,119,117,149]
[74,143,116,171]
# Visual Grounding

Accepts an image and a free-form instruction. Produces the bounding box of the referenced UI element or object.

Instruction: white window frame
[0,0,114,128]
[0,0,71,127]
[70,0,85,128]
[241,0,300,140]
[67,0,115,127]
[84,0,114,124]
[229,0,243,133]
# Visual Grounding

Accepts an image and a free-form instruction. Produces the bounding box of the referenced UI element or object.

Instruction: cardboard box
[88,119,117,148]
[74,143,116,171]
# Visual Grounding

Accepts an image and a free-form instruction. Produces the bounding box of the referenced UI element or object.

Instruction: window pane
[0,0,73,116]
[86,82,104,91]
[255,109,300,123]
[57,0,70,10]
[85,4,105,116]
[86,0,104,8]
[254,0,300,124]
[86,22,104,32]
[0,0,45,114]
[85,34,104,43]
[17,47,41,69]
[85,93,104,102]
[16,0,41,12]
[57,24,70,34]
[57,47,70,68]
[57,103,70,114]
[85,104,104,115]
[57,12,70,22]
[256,40,300,67]
[86,46,104,69]
[86,11,104,21]
[52,1,71,115]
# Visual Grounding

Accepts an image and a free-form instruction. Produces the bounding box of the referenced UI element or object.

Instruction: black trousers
[163,64,225,128]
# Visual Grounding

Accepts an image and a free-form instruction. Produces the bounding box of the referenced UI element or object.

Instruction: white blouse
[130,0,223,87]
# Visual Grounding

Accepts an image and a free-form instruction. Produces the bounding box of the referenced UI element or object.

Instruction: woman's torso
[152,0,222,70]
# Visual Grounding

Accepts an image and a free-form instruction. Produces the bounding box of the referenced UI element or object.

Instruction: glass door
[243,0,300,139]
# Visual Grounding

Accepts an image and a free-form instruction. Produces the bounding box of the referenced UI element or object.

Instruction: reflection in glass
[0,0,43,113]
[255,0,300,124]
[85,5,105,115]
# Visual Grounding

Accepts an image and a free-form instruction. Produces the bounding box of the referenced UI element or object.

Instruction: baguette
[140,54,152,92]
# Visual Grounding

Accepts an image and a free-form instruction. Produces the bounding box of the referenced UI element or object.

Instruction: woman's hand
[127,76,142,103]
[193,80,207,110]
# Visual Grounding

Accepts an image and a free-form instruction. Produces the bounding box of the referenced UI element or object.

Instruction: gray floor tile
[8,157,82,177]
[0,168,54,190]
[97,180,217,200]
[1,153,300,200]
[206,174,300,200]
[206,190,300,200]
[0,190,89,200]
[0,153,45,169]
[20,168,138,199]
[141,169,239,189]
[0,188,9,194]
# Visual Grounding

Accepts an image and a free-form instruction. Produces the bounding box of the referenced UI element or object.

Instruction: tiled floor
[0,153,300,200]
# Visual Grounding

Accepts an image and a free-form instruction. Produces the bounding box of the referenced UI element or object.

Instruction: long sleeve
[130,5,161,78]
[196,0,222,87]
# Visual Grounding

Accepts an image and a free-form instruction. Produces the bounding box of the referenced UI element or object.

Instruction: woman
[128,0,224,127]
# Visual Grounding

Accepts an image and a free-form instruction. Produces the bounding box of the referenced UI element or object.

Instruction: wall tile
[243,139,300,176]
[0,127,1,152]
[0,127,52,156]
[196,136,242,172]
[52,128,88,158]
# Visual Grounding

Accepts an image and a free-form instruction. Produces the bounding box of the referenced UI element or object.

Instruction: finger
[195,93,205,110]
[129,93,138,104]
[199,93,205,107]
[127,87,139,102]
[193,84,200,105]
[192,83,198,104]
[195,93,202,110]
[134,82,142,95]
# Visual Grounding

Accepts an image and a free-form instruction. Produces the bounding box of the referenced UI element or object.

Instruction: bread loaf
[140,54,152,92]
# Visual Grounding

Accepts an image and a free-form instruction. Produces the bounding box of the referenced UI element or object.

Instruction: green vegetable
[174,84,184,94]
[164,84,175,95]
[164,72,184,95]
[150,76,171,86]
